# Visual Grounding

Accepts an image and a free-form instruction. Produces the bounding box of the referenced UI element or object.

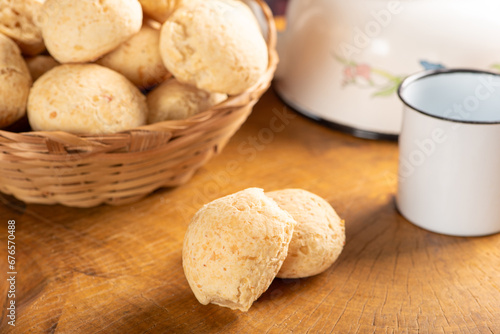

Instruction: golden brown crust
[24,54,58,81]
[0,0,45,56]
[40,0,143,63]
[182,188,296,312]
[97,23,171,89]
[159,0,268,95]
[147,78,226,122]
[138,0,183,23]
[27,64,148,134]
[266,189,346,278]
[0,33,32,128]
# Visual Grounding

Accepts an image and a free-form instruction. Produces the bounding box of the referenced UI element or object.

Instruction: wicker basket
[0,0,278,208]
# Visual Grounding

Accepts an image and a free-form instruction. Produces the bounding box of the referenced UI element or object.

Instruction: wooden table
[1,89,499,333]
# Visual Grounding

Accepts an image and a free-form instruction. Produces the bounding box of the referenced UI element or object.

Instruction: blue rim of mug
[397,68,500,125]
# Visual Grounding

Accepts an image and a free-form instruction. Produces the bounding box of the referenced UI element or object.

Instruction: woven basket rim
[0,0,278,142]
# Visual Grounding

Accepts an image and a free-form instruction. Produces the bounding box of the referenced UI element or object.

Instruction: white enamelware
[274,0,500,139]
[397,69,500,237]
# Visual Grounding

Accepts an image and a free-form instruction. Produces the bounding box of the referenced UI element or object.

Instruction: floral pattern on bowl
[335,56,446,98]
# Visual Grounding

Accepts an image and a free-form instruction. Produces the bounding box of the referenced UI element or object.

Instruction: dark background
[265,0,289,15]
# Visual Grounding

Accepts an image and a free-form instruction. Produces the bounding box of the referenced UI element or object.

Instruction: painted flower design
[342,63,372,85]
[490,64,500,72]
[335,56,447,97]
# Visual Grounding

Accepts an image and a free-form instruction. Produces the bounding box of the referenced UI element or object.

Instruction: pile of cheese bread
[0,0,268,134]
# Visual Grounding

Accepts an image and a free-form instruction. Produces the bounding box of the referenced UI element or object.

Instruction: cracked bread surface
[266,189,346,279]
[40,0,142,63]
[27,64,147,134]
[159,0,268,95]
[182,188,296,312]
[0,0,45,55]
[0,33,32,128]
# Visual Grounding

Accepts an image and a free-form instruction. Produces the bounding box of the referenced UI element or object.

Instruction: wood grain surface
[1,89,499,333]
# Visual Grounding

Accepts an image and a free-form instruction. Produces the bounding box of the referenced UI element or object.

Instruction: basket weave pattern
[0,0,278,207]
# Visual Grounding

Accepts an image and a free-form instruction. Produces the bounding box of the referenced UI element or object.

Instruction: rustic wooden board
[1,90,499,333]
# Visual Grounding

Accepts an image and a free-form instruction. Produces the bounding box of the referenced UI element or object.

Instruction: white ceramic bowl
[275,0,500,139]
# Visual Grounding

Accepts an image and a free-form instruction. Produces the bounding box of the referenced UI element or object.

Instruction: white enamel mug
[396,69,500,237]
